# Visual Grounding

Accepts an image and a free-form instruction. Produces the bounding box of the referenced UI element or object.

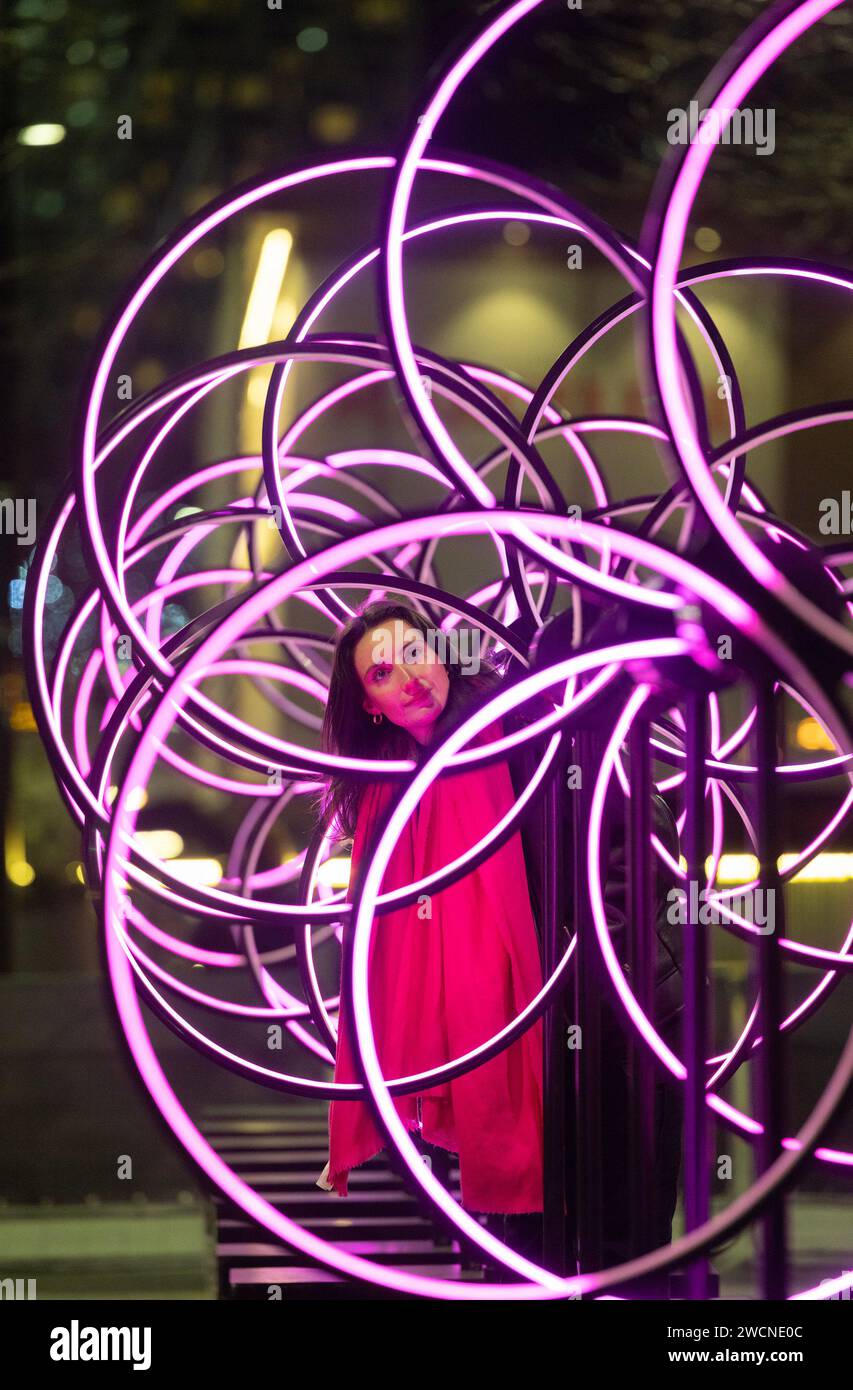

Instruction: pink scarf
[325,717,544,1214]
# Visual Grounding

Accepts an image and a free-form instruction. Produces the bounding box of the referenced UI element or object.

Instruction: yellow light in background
[711,854,759,883]
[778,853,853,883]
[795,717,835,752]
[239,228,293,350]
[10,702,37,732]
[18,123,66,146]
[694,226,721,253]
[8,861,35,887]
[310,103,359,145]
[5,827,34,886]
[106,785,148,810]
[246,374,270,409]
[239,226,297,472]
[192,246,225,279]
[135,830,185,860]
[169,858,223,886]
[709,853,853,884]
[315,856,353,890]
[245,294,298,417]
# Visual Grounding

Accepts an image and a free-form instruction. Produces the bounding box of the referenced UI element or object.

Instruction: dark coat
[503,695,689,1268]
[503,695,686,1032]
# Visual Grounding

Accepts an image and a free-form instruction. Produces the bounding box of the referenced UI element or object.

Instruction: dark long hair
[315,600,507,842]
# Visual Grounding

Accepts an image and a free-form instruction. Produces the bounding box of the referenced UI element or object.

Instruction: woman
[313,600,545,1225]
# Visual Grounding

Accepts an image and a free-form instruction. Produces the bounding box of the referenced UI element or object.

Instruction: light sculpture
[24,0,853,1298]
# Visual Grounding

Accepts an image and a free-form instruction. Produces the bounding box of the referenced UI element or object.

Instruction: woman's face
[354,618,450,745]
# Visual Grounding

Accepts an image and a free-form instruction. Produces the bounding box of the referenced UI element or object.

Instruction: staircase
[199,1099,490,1299]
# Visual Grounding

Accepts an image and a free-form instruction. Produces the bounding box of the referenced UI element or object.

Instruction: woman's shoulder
[464,673,557,744]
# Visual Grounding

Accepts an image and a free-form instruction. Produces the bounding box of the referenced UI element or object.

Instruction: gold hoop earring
[372,712,383,725]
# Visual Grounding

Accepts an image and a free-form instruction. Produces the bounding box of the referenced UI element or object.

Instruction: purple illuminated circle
[95,507,850,1296]
[648,0,853,660]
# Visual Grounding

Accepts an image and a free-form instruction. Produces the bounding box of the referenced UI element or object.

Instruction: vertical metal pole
[542,754,567,1273]
[627,716,656,1255]
[573,728,604,1282]
[684,692,711,1299]
[753,673,788,1299]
